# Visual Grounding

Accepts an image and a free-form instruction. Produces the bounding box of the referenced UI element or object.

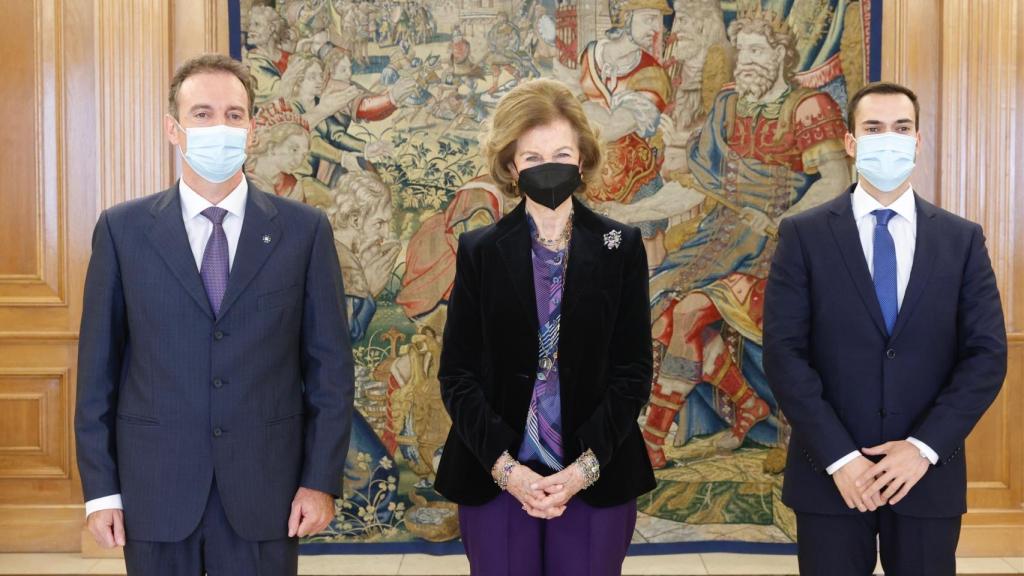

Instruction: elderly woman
[435,78,656,575]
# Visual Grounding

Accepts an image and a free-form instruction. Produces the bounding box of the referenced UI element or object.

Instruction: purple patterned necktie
[200,207,229,316]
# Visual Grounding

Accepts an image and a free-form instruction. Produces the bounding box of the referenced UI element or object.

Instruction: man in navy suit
[75,54,355,575]
[764,82,1007,575]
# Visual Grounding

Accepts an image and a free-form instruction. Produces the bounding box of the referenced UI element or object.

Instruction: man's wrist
[85,494,123,517]
[826,451,861,475]
[906,437,939,465]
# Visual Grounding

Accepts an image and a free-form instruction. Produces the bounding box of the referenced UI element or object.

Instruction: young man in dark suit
[764,82,1007,575]
[75,54,355,575]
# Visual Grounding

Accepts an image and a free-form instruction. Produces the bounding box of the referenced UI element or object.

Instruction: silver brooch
[603,229,622,250]
[262,234,272,244]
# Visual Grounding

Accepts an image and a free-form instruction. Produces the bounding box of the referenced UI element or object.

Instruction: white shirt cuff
[826,451,861,475]
[906,437,939,465]
[85,494,123,517]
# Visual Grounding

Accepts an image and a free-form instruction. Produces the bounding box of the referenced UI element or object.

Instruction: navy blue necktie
[872,209,898,334]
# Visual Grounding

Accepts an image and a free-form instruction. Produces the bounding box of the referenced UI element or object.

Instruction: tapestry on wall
[229,0,881,554]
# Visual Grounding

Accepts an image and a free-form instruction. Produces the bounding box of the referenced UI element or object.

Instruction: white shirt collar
[851,183,917,227]
[179,177,248,221]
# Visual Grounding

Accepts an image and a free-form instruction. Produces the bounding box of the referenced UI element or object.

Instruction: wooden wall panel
[882,0,1024,557]
[0,0,94,553]
[0,341,80,551]
[0,398,43,450]
[0,0,223,553]
[961,339,1024,556]
[172,0,229,69]
[0,1,41,278]
[881,0,942,204]
[0,0,64,305]
[96,0,172,205]
[0,369,69,479]
[1016,0,1024,338]
[0,506,86,554]
[940,0,1018,324]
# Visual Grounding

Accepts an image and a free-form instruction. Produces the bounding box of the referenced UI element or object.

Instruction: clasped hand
[833,440,930,512]
[505,463,586,520]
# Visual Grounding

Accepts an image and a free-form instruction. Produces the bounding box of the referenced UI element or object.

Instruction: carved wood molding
[940,0,1019,324]
[95,0,172,209]
[170,0,230,66]
[0,0,67,307]
[0,332,78,341]
[0,368,69,479]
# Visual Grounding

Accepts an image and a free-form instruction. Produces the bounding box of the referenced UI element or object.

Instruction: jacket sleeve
[911,224,1007,462]
[75,211,127,501]
[438,234,520,471]
[764,217,858,470]
[299,212,356,496]
[575,227,654,467]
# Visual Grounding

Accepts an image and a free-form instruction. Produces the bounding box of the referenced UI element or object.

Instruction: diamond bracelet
[574,448,600,489]
[492,450,518,491]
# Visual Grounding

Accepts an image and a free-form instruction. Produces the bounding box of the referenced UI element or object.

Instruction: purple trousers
[458,491,637,576]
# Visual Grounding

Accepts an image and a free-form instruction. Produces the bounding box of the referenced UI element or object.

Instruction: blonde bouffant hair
[480,79,604,198]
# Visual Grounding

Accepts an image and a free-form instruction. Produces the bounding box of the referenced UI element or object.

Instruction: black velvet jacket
[435,197,656,507]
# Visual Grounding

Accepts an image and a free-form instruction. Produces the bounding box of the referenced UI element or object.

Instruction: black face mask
[517,162,582,210]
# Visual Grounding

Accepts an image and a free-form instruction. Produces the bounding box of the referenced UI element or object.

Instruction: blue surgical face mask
[854,132,917,192]
[174,120,248,184]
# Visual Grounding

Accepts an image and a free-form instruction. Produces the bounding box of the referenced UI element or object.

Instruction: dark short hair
[846,81,919,132]
[168,54,255,119]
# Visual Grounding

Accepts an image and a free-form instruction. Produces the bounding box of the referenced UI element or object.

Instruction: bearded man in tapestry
[639,9,851,465]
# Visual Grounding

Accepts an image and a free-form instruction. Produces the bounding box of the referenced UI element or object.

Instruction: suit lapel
[561,197,598,322]
[828,191,889,337]
[216,185,281,321]
[146,186,215,319]
[496,201,539,332]
[890,195,938,340]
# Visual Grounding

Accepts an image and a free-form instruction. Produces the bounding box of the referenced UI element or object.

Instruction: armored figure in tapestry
[639,8,851,468]
[567,0,673,205]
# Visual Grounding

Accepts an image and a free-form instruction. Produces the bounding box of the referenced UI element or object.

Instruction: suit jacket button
[213,427,223,437]
[214,330,225,341]
[886,348,896,359]
[213,378,223,389]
